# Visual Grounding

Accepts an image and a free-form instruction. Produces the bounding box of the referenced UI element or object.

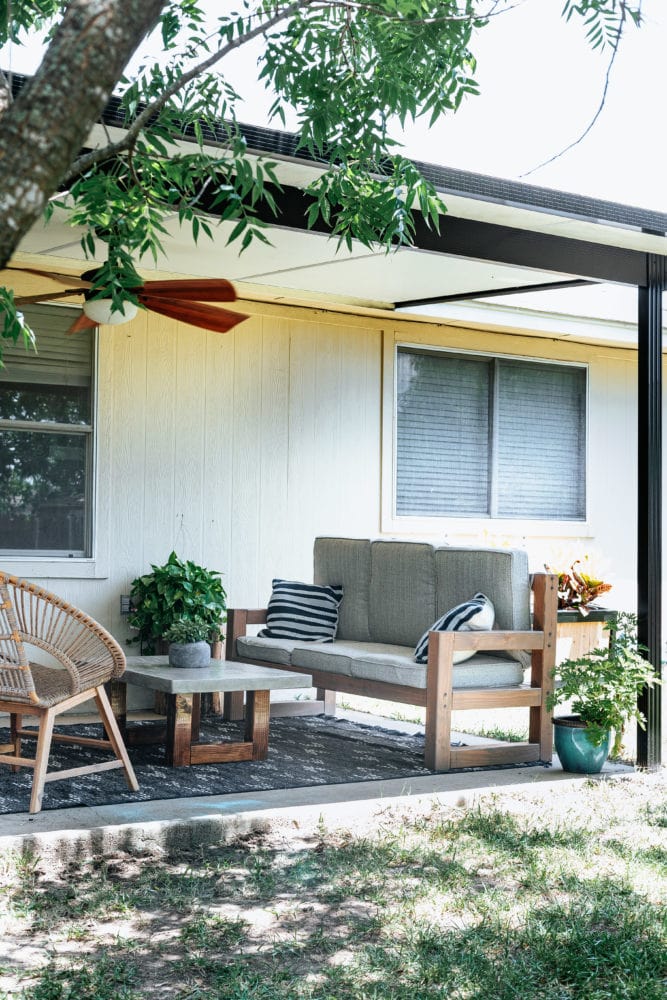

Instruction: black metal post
[637,253,665,768]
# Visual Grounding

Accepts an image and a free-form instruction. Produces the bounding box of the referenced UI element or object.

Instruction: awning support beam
[637,252,665,769]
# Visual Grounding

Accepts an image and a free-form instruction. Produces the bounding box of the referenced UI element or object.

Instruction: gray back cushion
[314,537,372,641]
[369,540,436,646]
[434,547,530,630]
[313,538,530,646]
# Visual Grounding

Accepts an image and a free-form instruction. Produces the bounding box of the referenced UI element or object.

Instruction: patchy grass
[339,693,532,743]
[0,773,665,999]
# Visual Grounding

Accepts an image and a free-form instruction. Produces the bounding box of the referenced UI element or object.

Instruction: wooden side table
[556,609,616,663]
[109,657,312,767]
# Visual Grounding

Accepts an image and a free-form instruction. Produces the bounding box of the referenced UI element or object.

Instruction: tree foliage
[0,0,642,351]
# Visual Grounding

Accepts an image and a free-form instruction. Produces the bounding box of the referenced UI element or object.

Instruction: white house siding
[1,296,645,645]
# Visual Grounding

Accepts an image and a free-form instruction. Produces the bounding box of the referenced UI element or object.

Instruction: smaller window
[0,306,94,557]
[395,347,587,521]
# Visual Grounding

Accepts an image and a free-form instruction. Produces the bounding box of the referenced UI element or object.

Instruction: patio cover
[12,83,667,766]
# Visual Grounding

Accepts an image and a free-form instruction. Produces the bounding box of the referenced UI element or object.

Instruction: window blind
[396,350,490,515]
[0,305,92,385]
[496,361,586,520]
[395,347,586,521]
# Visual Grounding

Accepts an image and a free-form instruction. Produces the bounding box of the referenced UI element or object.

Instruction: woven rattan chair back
[0,572,138,813]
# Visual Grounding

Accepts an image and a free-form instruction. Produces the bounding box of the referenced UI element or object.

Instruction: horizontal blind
[496,360,586,519]
[396,349,490,515]
[0,304,91,385]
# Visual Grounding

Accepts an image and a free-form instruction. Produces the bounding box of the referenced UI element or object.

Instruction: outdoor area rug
[0,715,545,814]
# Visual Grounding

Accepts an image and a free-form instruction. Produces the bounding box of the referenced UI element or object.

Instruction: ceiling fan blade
[14,289,83,305]
[66,313,98,335]
[138,278,237,302]
[3,265,92,290]
[138,294,248,333]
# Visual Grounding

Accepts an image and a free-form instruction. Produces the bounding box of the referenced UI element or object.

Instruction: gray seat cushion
[236,635,317,666]
[291,641,525,690]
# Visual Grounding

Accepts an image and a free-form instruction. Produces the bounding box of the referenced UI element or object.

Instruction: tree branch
[62,0,507,185]
[521,0,632,177]
[0,0,169,269]
[63,0,308,185]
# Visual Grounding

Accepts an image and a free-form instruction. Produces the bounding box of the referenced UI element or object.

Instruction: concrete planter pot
[168,640,211,669]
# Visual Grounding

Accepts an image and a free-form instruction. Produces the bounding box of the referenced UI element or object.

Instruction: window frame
[0,305,109,577]
[382,335,591,538]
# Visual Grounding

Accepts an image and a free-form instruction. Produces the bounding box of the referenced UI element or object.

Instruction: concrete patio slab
[0,752,633,865]
[0,705,637,863]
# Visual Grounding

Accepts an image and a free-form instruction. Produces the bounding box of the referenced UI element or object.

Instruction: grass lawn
[1,771,665,999]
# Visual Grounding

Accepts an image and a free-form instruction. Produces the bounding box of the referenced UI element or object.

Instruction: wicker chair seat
[27,663,76,707]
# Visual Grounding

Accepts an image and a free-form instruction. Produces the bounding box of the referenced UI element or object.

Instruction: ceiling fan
[4,265,249,334]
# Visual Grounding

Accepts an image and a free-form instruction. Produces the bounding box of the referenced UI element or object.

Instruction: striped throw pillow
[259,579,344,642]
[414,593,495,664]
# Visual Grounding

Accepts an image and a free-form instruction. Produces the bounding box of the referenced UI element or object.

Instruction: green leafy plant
[128,551,226,653]
[548,613,660,746]
[163,617,209,645]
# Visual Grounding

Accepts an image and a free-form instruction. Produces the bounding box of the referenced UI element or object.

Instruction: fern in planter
[547,613,660,748]
[128,551,227,653]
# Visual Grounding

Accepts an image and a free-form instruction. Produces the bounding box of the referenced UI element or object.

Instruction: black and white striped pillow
[414,593,495,664]
[258,579,344,642]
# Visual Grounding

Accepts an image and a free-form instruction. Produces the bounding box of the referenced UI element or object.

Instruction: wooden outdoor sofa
[225,537,558,771]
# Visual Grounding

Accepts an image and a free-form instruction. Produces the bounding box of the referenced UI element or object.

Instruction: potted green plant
[127,551,227,654]
[548,612,660,773]
[163,617,211,669]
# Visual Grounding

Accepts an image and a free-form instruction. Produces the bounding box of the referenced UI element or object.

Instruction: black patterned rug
[0,715,545,814]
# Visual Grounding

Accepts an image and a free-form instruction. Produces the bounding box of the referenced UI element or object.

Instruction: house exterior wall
[1,296,643,645]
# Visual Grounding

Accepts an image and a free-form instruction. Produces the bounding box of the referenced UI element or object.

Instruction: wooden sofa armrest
[225,608,268,660]
[447,631,544,652]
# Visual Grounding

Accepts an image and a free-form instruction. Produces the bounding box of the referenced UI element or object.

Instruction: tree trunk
[0,0,167,270]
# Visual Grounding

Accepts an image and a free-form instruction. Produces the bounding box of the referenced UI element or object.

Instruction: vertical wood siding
[4,299,641,640]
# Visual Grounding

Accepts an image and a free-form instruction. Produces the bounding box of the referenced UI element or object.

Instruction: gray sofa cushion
[237,539,533,691]
[434,547,531,665]
[236,635,317,666]
[314,537,372,641]
[290,640,524,689]
[434,547,530,630]
[369,540,436,646]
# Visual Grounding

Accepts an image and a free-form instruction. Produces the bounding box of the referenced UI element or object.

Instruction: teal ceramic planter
[553,716,612,774]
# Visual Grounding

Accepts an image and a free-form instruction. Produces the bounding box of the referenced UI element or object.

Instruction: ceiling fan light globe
[82,298,138,325]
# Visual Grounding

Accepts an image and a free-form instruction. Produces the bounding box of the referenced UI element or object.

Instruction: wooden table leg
[223,691,245,721]
[166,693,193,767]
[245,690,270,760]
[191,693,201,742]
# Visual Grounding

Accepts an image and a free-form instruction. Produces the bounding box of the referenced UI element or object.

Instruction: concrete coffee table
[110,656,312,767]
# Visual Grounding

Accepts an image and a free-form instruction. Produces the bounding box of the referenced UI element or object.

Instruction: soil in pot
[553,715,612,774]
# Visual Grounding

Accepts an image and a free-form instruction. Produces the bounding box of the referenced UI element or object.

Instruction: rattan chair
[0,571,138,813]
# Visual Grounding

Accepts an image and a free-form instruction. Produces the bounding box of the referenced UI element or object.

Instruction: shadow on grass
[5,806,666,1000]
